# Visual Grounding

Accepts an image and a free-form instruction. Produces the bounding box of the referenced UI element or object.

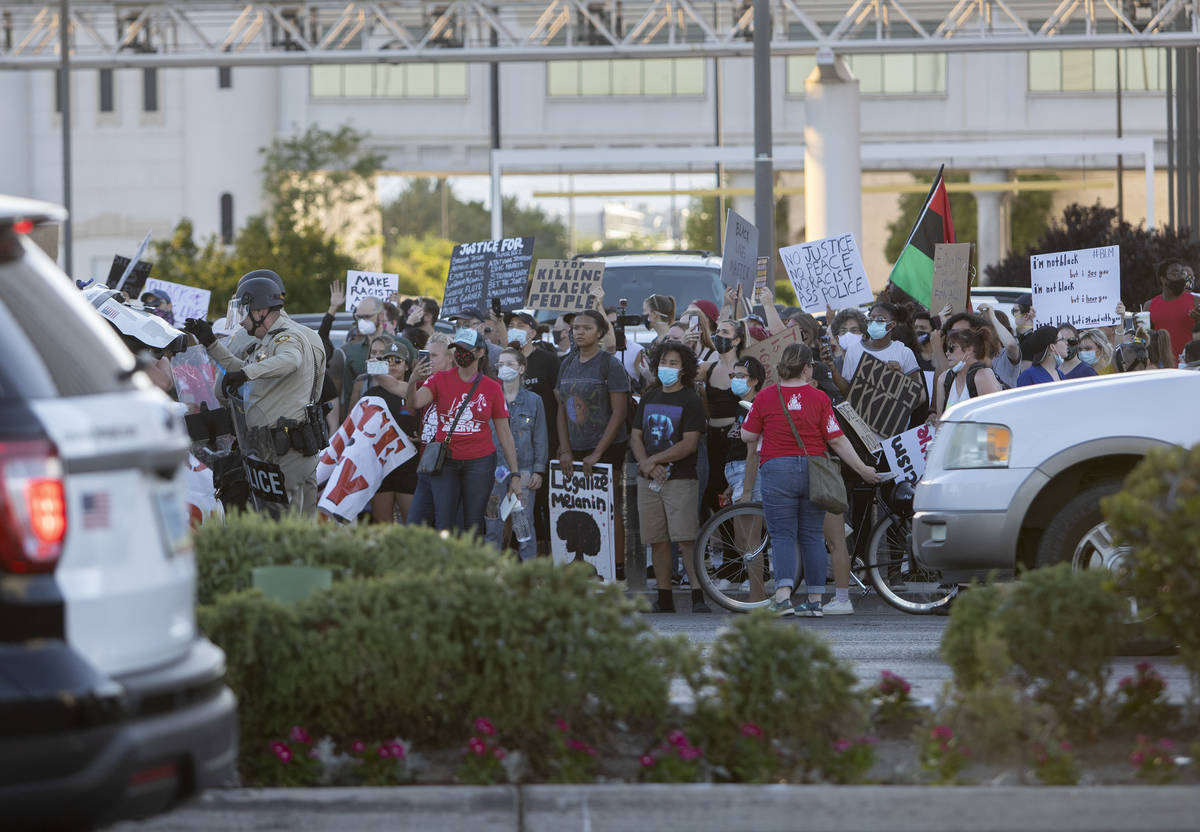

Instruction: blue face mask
[730,377,751,397]
[657,366,680,387]
[1053,352,1065,367]
[508,328,527,347]
[867,321,889,340]
[1078,349,1097,365]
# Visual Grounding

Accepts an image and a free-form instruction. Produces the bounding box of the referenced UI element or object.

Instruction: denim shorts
[724,459,762,503]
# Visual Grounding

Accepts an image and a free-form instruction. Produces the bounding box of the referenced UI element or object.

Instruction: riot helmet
[237,268,286,299]
[236,276,284,315]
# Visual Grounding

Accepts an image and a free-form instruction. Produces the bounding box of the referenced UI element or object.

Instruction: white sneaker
[823,598,855,615]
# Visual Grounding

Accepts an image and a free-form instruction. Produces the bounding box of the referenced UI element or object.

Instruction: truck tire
[1034,480,1123,569]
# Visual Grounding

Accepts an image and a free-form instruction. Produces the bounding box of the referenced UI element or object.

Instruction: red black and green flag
[888,165,955,310]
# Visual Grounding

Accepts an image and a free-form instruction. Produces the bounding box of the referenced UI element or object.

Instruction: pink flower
[1135,661,1152,673]
[468,737,487,755]
[474,717,496,737]
[740,722,764,738]
[1130,751,1146,766]
[833,739,853,753]
[389,742,406,759]
[493,747,507,760]
[930,725,954,742]
[272,742,293,763]
[554,718,570,733]
[639,754,656,767]
[678,746,703,761]
[1158,738,1175,751]
[351,740,366,754]
[288,726,312,744]
[1118,677,1132,688]
[666,729,687,747]
[378,745,391,759]
[566,737,590,753]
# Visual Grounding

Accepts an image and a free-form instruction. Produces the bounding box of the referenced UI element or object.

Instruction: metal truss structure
[2,0,1200,69]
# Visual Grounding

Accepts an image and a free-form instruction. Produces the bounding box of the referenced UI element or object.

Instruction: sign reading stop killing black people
[720,209,759,297]
[548,460,615,583]
[846,352,926,439]
[441,236,535,318]
[526,259,606,312]
[779,233,874,315]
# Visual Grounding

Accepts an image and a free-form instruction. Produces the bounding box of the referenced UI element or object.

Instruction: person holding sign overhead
[830,302,920,397]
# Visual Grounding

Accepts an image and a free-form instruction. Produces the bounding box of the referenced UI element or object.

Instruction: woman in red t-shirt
[413,329,521,534]
[741,344,881,618]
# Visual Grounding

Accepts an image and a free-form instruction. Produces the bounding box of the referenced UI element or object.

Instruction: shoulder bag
[776,386,849,515]
[417,374,483,475]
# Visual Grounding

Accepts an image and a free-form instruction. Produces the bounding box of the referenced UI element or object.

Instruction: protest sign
[755,256,770,293]
[720,209,759,297]
[834,402,883,457]
[442,236,535,318]
[316,396,417,522]
[1031,245,1121,328]
[526,259,606,312]
[741,325,802,387]
[846,352,926,439]
[345,270,399,312]
[779,233,873,314]
[145,277,211,322]
[105,255,152,297]
[549,460,615,583]
[880,423,938,485]
[931,243,972,315]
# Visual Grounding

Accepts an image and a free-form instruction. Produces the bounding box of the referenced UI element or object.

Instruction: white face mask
[497,365,520,382]
[357,318,377,336]
[838,331,861,352]
[951,359,965,373]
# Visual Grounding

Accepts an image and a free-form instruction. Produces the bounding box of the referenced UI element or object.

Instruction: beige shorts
[637,477,700,544]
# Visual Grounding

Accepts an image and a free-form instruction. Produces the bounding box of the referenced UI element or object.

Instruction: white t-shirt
[841,339,919,384]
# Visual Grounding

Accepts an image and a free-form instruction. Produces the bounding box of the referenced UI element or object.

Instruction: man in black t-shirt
[631,340,709,614]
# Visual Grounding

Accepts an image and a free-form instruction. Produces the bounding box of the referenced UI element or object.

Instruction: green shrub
[700,612,870,782]
[199,559,694,784]
[1104,444,1200,687]
[195,511,497,604]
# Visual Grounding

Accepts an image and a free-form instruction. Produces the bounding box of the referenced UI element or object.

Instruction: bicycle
[692,479,957,615]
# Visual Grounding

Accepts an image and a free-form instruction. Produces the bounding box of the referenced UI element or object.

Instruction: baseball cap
[381,341,407,362]
[451,308,484,323]
[453,328,482,350]
[506,311,538,330]
[1020,325,1058,362]
[140,289,171,307]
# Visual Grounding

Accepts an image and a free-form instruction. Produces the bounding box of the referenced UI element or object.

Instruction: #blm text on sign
[1031,245,1122,329]
[720,209,759,298]
[741,326,803,388]
[345,270,399,312]
[931,243,972,316]
[846,352,926,439]
[548,461,616,583]
[779,233,874,315]
[442,236,535,318]
[526,259,606,312]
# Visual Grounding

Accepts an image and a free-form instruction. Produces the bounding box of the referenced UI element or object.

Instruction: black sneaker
[651,599,676,613]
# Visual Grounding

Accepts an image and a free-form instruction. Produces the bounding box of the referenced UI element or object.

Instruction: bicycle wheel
[864,513,957,614]
[692,502,778,613]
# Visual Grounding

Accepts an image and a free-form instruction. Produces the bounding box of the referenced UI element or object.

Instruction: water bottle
[510,504,533,543]
[647,463,672,493]
[495,464,510,483]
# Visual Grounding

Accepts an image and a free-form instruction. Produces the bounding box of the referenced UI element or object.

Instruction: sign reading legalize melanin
[441,236,535,318]
[779,233,873,314]
[548,460,615,584]
[526,259,606,312]
[720,209,759,297]
[1031,245,1122,329]
[846,352,925,439]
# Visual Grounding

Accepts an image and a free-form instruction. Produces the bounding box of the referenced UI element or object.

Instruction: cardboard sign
[106,255,153,297]
[779,233,873,314]
[931,243,972,316]
[755,256,770,292]
[345,270,399,313]
[846,352,926,439]
[242,455,288,505]
[526,259,606,312]
[740,326,803,388]
[442,236,535,318]
[721,209,759,297]
[880,423,937,485]
[1031,245,1122,328]
[548,460,616,584]
[833,402,882,456]
[316,396,417,522]
[144,277,211,323]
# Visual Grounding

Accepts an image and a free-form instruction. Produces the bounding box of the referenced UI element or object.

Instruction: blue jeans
[484,480,537,561]
[429,453,496,535]
[406,473,435,527]
[759,456,826,594]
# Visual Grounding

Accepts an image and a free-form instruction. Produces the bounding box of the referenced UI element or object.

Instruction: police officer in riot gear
[193,273,327,515]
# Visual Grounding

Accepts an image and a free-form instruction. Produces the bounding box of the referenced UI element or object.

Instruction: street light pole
[752,0,773,259]
[59,0,73,275]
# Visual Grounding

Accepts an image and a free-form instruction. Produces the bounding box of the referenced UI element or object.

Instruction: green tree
[384,235,458,300]
[150,219,239,303]
[684,194,796,304]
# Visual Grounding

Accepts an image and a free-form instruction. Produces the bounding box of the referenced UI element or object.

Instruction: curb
[118,784,1200,831]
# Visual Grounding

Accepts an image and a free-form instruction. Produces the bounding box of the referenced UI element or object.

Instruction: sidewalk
[115,784,1200,831]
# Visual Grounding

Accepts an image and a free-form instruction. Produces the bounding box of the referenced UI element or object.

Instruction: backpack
[943,361,1010,402]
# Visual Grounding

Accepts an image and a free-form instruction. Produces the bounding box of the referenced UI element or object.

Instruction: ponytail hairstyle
[646,293,676,326]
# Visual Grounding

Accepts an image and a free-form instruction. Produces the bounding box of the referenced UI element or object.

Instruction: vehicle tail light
[0,439,67,573]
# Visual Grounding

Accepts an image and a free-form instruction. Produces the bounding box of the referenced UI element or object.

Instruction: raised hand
[329,281,345,315]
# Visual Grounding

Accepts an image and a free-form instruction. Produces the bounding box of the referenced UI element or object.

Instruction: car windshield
[534,264,724,323]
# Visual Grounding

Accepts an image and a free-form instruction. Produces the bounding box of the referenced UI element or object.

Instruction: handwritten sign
[316,396,417,522]
[833,402,882,456]
[931,243,972,316]
[741,325,802,388]
[345,270,399,313]
[721,209,759,297]
[846,352,925,439]
[880,423,937,485]
[1031,245,1121,328]
[779,233,873,314]
[105,255,152,297]
[442,236,535,318]
[548,460,615,583]
[526,259,606,312]
[144,277,211,323]
[755,256,770,292]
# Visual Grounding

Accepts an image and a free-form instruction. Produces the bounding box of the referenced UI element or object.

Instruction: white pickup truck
[913,369,1200,581]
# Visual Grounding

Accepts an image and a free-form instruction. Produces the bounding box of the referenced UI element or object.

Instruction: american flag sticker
[82,492,111,529]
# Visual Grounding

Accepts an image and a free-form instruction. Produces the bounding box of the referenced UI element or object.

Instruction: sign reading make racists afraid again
[441,236,535,318]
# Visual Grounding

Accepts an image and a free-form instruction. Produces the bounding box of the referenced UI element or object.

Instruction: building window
[220,193,234,244]
[309,63,469,97]
[99,68,114,112]
[218,66,232,89]
[785,53,946,95]
[1028,48,1166,92]
[142,68,158,112]
[546,58,705,97]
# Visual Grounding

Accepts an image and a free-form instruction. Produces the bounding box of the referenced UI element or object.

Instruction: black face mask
[712,335,735,354]
[453,347,476,368]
